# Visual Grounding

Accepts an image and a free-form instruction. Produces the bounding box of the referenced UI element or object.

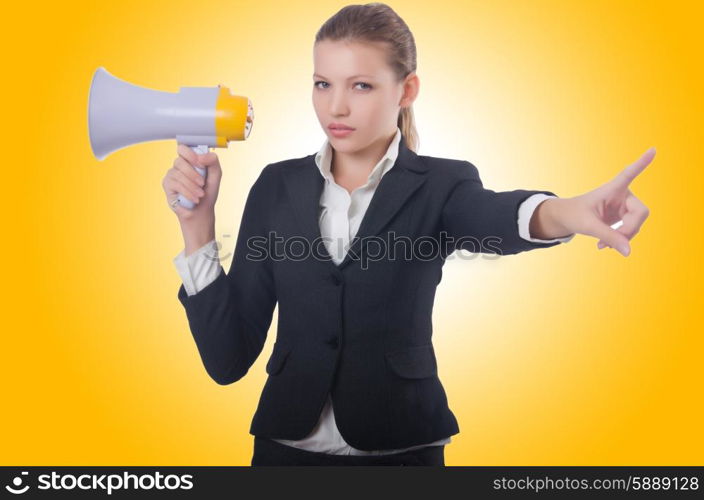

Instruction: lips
[328,123,355,130]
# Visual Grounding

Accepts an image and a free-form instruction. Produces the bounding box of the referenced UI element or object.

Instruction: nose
[330,89,349,116]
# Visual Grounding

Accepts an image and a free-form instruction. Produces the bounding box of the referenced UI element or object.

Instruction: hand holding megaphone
[163,144,222,221]
[88,67,254,210]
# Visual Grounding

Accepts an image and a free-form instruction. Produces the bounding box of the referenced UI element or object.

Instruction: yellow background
[2,0,701,465]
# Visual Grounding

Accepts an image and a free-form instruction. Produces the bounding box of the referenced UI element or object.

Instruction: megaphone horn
[87,66,254,209]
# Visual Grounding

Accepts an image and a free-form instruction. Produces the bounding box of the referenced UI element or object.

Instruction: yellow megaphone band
[214,86,251,146]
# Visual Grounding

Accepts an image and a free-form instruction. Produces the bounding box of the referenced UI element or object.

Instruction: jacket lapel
[282,134,429,271]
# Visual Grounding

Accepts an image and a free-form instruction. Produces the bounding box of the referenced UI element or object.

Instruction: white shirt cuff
[173,238,223,296]
[518,194,575,244]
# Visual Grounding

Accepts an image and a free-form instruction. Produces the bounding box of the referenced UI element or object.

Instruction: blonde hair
[315,2,419,152]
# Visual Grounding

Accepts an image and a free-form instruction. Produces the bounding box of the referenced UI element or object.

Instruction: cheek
[356,96,380,112]
[359,98,395,122]
[311,94,322,112]
[367,92,392,108]
[312,92,327,108]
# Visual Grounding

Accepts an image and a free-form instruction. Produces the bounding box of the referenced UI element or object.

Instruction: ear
[400,71,420,108]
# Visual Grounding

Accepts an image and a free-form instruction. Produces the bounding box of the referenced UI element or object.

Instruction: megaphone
[88,66,254,209]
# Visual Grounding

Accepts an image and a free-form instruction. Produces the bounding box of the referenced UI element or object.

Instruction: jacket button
[330,274,342,286]
[327,336,339,349]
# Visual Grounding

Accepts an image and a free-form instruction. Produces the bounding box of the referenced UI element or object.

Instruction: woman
[162,3,653,466]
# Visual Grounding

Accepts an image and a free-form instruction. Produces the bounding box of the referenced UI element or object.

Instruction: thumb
[589,219,631,256]
[196,152,221,177]
[203,164,222,197]
[196,151,220,168]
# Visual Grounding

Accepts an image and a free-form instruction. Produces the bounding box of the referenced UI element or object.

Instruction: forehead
[313,39,392,78]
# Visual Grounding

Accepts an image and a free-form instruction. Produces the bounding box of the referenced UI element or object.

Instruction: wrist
[531,197,572,240]
[541,197,573,238]
[180,217,216,256]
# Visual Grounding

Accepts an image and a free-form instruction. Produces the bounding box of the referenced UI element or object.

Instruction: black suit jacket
[177,134,564,451]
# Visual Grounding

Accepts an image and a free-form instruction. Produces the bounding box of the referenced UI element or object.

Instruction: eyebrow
[313,73,375,80]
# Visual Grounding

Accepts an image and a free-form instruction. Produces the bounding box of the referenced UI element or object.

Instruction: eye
[313,81,372,90]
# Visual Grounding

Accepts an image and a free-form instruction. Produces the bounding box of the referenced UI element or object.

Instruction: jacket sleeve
[177,165,277,385]
[441,161,568,256]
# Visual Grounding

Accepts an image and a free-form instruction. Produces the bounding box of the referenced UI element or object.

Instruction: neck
[331,129,396,181]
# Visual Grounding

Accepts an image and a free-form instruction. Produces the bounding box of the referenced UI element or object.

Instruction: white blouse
[173,127,574,455]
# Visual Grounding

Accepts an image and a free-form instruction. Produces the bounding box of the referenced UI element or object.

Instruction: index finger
[177,144,201,167]
[612,147,656,189]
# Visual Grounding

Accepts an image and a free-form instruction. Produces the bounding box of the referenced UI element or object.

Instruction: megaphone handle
[177,144,209,209]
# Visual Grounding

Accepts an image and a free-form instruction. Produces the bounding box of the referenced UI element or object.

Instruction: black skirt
[251,436,445,466]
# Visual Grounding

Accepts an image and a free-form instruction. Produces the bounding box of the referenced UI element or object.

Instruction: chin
[328,134,355,147]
